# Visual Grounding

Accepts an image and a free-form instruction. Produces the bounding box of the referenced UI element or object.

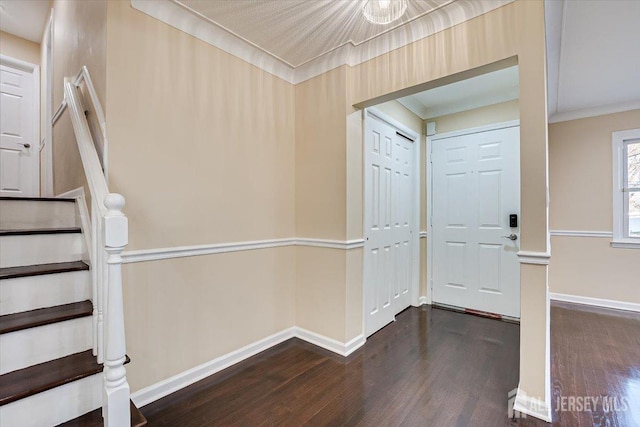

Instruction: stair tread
[0,300,92,334]
[0,196,75,202]
[57,400,147,427]
[0,350,99,406]
[0,227,81,236]
[0,261,89,280]
[0,350,131,406]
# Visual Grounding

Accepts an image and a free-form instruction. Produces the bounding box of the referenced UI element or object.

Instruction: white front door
[431,125,520,318]
[364,112,416,337]
[0,62,39,197]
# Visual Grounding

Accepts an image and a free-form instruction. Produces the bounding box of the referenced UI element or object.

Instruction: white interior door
[0,62,39,197]
[364,112,416,337]
[431,125,520,318]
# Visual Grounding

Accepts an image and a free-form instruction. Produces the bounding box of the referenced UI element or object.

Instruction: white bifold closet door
[364,113,416,337]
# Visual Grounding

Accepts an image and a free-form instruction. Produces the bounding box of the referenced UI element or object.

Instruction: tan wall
[548,110,640,304]
[0,31,40,65]
[51,0,107,195]
[1,31,42,194]
[105,1,297,392]
[123,248,295,392]
[295,67,348,240]
[549,110,640,231]
[549,237,639,304]
[429,99,520,134]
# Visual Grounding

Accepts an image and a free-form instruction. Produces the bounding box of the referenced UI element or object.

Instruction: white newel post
[103,193,131,427]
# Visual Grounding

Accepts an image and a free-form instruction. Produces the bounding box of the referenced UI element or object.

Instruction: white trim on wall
[612,128,640,249]
[516,251,551,265]
[513,385,552,423]
[57,187,92,264]
[419,231,427,238]
[131,328,296,407]
[550,293,640,313]
[549,230,613,238]
[295,328,366,357]
[131,327,366,408]
[549,101,640,124]
[42,9,54,197]
[121,238,366,263]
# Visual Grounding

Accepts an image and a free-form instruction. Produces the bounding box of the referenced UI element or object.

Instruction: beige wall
[295,67,348,240]
[429,99,520,134]
[123,248,295,391]
[0,31,40,65]
[51,0,107,195]
[548,110,640,304]
[104,1,297,392]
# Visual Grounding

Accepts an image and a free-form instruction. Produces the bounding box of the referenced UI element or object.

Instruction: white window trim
[612,128,640,249]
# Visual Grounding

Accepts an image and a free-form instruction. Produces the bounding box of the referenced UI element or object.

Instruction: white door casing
[0,57,39,197]
[364,109,417,337]
[431,124,520,318]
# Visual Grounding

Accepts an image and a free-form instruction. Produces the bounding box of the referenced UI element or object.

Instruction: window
[612,129,640,248]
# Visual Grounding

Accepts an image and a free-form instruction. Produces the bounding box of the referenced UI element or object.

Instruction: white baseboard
[294,327,365,357]
[513,386,552,422]
[418,296,429,305]
[131,327,295,407]
[131,327,365,408]
[550,293,640,313]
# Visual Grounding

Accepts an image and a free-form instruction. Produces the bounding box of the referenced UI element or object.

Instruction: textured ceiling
[546,0,640,121]
[175,0,495,67]
[0,0,49,43]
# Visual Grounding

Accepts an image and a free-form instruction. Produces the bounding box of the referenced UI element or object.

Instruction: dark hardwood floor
[141,303,640,426]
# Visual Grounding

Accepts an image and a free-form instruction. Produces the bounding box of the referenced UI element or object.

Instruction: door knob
[501,234,517,241]
[18,143,31,149]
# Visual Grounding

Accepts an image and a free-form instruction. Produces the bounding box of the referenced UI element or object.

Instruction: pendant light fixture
[362,0,408,25]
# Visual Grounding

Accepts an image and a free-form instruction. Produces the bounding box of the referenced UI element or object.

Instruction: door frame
[362,107,421,336]
[0,54,41,197]
[42,9,54,197]
[425,120,520,305]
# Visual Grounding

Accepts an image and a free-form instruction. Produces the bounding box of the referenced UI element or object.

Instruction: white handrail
[62,73,130,427]
[54,67,109,178]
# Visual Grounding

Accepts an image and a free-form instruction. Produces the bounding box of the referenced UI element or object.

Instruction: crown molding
[130,0,514,85]
[549,101,640,124]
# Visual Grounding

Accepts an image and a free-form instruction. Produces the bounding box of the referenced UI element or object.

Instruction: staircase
[0,196,146,427]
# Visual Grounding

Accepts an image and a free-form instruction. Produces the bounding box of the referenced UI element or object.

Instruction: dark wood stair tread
[0,301,92,334]
[0,350,131,406]
[0,261,89,280]
[0,227,81,236]
[0,196,75,202]
[58,400,147,427]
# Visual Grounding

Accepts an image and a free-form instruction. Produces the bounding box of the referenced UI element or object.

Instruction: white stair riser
[0,271,91,315]
[0,234,85,268]
[0,200,79,229]
[0,372,102,427]
[0,316,93,375]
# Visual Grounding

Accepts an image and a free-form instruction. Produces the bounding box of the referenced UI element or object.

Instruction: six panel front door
[431,126,521,318]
